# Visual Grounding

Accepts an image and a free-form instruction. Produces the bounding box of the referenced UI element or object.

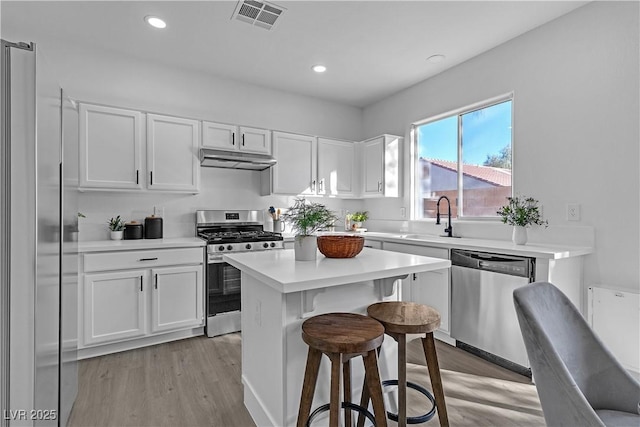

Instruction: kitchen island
[223,247,451,427]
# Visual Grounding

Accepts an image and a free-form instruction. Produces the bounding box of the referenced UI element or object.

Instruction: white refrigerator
[1,40,78,426]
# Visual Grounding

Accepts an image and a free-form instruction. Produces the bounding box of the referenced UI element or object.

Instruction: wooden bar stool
[297,312,388,427]
[362,302,449,427]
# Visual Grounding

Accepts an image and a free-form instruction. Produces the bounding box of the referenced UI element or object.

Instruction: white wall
[25,42,365,239]
[5,2,638,295]
[362,1,640,293]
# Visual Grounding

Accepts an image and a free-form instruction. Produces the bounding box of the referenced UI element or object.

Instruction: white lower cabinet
[150,265,203,333]
[80,247,204,357]
[83,269,147,346]
[383,242,451,334]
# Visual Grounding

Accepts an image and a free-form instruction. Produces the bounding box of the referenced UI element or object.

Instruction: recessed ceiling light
[427,54,446,63]
[145,16,167,29]
[312,64,327,73]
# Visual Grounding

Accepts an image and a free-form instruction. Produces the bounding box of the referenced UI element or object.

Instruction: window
[413,96,513,220]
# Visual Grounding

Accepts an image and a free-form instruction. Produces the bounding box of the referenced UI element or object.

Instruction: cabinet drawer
[84,247,203,272]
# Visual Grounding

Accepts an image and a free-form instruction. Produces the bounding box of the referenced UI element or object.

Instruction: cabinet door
[362,137,384,196]
[383,242,450,333]
[239,126,271,154]
[271,131,317,195]
[83,270,147,346]
[150,265,203,333]
[79,104,142,189]
[317,138,355,196]
[202,121,237,150]
[147,114,200,192]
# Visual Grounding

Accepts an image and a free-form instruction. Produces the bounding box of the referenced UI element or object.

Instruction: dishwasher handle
[451,249,534,279]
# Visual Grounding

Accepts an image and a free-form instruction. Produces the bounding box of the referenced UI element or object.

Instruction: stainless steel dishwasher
[450,249,534,376]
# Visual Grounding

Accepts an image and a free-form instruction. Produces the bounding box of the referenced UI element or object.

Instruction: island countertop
[223,247,451,294]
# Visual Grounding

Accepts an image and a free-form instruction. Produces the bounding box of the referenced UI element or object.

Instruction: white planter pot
[512,226,528,245]
[294,235,317,261]
[110,230,124,240]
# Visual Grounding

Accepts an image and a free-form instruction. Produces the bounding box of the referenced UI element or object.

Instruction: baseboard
[77,327,204,359]
[242,375,279,427]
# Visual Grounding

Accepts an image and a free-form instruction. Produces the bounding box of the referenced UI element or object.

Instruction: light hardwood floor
[69,334,544,427]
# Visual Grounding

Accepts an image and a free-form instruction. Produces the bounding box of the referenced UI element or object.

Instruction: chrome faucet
[436,196,453,237]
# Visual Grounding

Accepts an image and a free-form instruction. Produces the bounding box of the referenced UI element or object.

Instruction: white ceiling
[2,1,588,108]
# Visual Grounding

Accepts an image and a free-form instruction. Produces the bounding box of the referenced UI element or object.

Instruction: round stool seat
[367,301,440,335]
[302,312,384,354]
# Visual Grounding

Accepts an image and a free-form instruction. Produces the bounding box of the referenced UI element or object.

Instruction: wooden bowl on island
[317,234,365,258]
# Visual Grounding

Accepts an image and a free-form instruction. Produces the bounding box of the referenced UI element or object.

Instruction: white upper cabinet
[201,121,237,150]
[239,126,271,154]
[146,114,200,193]
[360,134,403,198]
[79,104,143,190]
[317,138,356,197]
[266,131,317,195]
[80,103,200,193]
[202,121,271,155]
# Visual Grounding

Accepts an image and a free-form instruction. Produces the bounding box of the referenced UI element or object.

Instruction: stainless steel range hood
[199,148,276,171]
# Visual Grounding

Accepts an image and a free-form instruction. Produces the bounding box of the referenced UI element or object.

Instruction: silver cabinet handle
[312,180,316,191]
[138,257,158,261]
[140,276,143,292]
[319,179,324,192]
[154,274,158,289]
[232,132,235,146]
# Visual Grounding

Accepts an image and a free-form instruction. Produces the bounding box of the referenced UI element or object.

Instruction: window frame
[411,92,514,221]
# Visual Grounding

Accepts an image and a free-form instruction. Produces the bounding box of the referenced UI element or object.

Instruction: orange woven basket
[317,235,365,258]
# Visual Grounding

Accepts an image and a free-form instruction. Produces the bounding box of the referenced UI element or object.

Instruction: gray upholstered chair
[513,281,640,427]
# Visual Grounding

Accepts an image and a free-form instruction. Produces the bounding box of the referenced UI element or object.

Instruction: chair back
[513,282,614,426]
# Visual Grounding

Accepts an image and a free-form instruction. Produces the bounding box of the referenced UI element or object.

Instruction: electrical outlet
[400,207,406,219]
[567,203,580,221]
[254,300,261,326]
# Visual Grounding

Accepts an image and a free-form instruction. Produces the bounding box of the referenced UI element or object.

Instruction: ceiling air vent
[232,0,285,30]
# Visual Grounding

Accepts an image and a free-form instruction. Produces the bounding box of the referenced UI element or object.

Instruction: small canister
[144,215,163,239]
[124,221,143,240]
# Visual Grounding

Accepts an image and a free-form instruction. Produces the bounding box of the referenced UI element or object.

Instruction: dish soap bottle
[344,211,351,231]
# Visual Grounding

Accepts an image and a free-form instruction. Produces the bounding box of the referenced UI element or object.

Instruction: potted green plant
[108,215,125,240]
[280,198,338,261]
[497,196,548,245]
[349,211,369,230]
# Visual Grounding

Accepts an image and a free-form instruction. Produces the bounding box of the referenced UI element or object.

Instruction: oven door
[206,258,242,337]
[207,260,241,314]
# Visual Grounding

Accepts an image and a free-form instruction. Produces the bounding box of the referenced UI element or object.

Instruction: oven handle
[208,254,226,264]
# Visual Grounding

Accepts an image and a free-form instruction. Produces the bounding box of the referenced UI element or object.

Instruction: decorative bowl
[317,235,364,258]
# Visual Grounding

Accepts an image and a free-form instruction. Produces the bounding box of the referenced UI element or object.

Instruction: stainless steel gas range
[196,210,284,337]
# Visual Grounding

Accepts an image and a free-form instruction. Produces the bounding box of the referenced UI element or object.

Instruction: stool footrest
[381,379,437,424]
[306,402,376,427]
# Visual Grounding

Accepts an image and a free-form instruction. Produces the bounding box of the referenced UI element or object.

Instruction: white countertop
[78,237,206,253]
[223,247,451,293]
[360,232,592,259]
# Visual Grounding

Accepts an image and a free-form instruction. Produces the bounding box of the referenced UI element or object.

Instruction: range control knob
[218,245,225,251]
[270,242,276,248]
[245,244,252,250]
[227,245,233,251]
[263,243,269,248]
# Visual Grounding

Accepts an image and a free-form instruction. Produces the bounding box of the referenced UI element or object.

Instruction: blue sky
[417,100,512,166]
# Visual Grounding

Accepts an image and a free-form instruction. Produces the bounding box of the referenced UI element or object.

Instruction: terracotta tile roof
[423,158,512,187]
